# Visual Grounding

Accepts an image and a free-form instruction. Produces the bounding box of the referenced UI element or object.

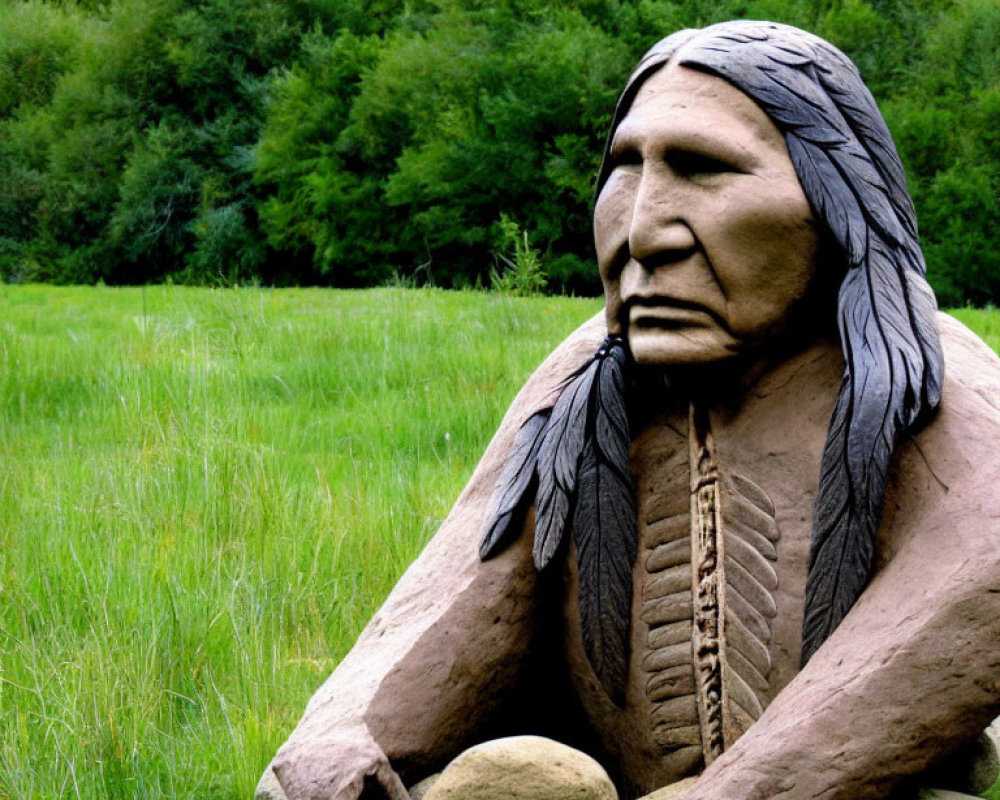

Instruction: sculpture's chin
[626,325,743,367]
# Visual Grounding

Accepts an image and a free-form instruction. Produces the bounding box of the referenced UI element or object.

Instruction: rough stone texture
[422,737,617,800]
[975,728,1000,792]
[255,766,288,800]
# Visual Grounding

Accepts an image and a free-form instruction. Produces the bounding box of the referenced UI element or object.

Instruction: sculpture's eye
[609,145,642,172]
[669,150,740,178]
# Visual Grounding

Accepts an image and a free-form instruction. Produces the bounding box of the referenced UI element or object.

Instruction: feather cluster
[480,335,636,704]
[676,22,944,663]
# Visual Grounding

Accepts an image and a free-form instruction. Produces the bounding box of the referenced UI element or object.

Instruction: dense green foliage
[0,0,997,303]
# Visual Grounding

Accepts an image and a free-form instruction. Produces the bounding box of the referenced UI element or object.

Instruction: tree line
[0,0,997,305]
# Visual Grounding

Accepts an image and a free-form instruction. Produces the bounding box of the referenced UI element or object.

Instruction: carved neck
[633,334,843,422]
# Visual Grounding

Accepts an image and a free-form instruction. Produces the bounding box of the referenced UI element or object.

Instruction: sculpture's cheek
[595,170,638,337]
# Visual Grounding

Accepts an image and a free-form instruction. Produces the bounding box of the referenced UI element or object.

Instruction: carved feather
[572,339,636,705]
[480,410,550,560]
[719,471,779,743]
[641,499,699,762]
[480,336,638,703]
[800,222,940,661]
[534,358,597,569]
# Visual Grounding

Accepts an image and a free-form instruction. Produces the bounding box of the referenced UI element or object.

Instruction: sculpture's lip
[626,297,717,328]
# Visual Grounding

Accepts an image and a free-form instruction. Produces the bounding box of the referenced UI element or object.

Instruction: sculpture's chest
[562,402,824,794]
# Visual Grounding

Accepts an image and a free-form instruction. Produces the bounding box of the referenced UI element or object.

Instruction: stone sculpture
[259,20,1000,800]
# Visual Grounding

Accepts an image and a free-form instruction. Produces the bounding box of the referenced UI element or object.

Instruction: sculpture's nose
[627,165,697,264]
[623,168,697,293]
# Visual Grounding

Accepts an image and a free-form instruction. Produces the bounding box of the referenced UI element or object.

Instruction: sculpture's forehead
[614,63,786,160]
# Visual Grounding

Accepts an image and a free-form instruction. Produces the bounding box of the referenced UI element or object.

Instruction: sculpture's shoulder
[480,311,606,449]
[884,312,1000,559]
[936,312,1000,417]
[419,309,606,552]
[442,309,605,526]
[924,312,1000,451]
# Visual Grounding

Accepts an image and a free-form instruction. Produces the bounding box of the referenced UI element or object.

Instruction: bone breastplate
[561,343,842,795]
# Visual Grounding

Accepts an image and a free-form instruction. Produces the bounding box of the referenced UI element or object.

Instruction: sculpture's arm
[260,314,606,800]
[684,540,1000,800]
[683,329,1000,800]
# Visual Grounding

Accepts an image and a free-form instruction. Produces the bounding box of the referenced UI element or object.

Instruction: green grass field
[0,285,601,798]
[0,286,996,799]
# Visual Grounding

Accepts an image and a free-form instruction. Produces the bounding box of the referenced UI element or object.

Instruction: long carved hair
[482,21,944,698]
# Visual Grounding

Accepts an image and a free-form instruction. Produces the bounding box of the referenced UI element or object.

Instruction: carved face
[595,63,822,366]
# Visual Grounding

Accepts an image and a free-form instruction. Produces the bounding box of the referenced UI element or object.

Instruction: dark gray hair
[597,20,944,663]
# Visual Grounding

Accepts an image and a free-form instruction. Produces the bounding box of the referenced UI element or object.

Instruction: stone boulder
[422,736,618,800]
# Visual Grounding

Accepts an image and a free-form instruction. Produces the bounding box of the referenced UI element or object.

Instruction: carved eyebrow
[611,119,763,172]
[608,136,642,165]
[608,126,641,160]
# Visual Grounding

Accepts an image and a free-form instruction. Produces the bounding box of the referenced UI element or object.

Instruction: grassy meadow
[0,285,996,799]
[0,285,601,798]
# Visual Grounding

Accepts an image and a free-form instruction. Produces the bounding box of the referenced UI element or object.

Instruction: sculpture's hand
[262,727,410,800]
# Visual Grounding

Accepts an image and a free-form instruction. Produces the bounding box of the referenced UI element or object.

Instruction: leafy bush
[0,0,996,304]
[490,214,547,297]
